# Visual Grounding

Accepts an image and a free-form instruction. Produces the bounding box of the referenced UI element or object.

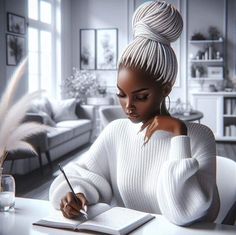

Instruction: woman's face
[117,67,164,124]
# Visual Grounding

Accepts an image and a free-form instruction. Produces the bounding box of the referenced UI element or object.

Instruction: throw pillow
[29,97,54,118]
[52,98,79,122]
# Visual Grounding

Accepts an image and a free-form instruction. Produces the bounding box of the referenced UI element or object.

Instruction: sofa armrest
[24,112,45,124]
[77,105,95,121]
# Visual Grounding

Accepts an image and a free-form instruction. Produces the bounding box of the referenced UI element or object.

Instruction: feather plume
[0,58,27,123]
[0,58,50,167]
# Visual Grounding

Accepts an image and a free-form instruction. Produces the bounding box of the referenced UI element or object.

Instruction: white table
[0,198,235,235]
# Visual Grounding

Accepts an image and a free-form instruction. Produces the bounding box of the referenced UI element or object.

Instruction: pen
[58,164,88,219]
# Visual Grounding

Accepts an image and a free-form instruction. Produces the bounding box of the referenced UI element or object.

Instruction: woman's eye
[116,93,125,98]
[135,95,149,101]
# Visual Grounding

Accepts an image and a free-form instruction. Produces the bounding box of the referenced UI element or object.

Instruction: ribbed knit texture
[49,119,220,226]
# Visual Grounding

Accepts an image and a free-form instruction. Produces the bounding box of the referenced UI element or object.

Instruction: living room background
[1,0,236,105]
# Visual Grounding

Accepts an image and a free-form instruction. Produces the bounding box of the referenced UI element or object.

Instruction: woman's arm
[49,122,116,210]
[156,123,220,226]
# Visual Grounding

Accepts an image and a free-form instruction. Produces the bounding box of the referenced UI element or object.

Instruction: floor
[13,142,236,200]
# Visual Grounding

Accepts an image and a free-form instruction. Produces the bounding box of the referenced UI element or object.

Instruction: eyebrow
[117,85,149,94]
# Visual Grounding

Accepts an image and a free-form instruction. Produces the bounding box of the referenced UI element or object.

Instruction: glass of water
[0,174,15,212]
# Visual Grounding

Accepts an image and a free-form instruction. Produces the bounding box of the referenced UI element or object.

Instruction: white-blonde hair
[118,1,183,86]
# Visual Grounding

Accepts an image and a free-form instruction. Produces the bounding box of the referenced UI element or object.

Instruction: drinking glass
[0,174,15,212]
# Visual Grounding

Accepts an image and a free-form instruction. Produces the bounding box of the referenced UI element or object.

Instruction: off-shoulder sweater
[49,119,220,226]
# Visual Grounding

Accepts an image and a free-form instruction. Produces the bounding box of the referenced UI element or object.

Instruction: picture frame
[96,28,118,70]
[6,34,25,66]
[7,12,26,35]
[80,29,96,70]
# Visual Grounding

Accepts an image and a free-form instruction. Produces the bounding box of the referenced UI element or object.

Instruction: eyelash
[116,93,149,101]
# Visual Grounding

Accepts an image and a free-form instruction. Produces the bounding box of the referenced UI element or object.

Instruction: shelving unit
[223,97,236,137]
[188,39,225,81]
[192,92,236,142]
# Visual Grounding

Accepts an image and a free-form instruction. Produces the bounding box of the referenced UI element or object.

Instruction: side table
[172,110,204,123]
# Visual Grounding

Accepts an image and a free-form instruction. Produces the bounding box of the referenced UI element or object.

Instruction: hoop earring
[167,95,171,112]
[159,100,163,115]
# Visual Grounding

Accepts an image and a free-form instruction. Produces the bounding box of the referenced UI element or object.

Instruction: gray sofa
[5,97,95,175]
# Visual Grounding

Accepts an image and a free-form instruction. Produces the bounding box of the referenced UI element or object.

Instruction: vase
[0,168,15,212]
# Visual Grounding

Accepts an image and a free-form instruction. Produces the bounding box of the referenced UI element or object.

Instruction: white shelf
[223,114,236,117]
[189,39,223,44]
[189,59,223,63]
[189,77,223,81]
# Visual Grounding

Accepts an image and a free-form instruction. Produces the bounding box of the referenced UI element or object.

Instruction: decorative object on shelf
[0,59,49,211]
[208,84,218,92]
[195,65,205,78]
[61,68,101,104]
[80,29,96,70]
[191,32,206,40]
[6,34,25,66]
[208,26,220,40]
[96,28,118,70]
[207,66,223,79]
[169,98,193,116]
[7,12,26,35]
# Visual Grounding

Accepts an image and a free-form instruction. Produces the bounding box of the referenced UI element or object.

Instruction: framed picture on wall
[6,34,25,66]
[96,28,118,70]
[80,29,96,70]
[7,12,26,35]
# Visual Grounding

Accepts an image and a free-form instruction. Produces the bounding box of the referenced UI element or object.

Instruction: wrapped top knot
[118,1,183,86]
[132,1,183,45]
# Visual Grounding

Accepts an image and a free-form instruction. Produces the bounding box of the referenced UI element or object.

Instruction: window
[28,0,61,98]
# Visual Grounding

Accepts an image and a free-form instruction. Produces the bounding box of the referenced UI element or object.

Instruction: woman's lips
[127,113,139,119]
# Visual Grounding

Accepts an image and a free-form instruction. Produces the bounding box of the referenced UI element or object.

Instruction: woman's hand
[141,115,187,144]
[60,192,88,219]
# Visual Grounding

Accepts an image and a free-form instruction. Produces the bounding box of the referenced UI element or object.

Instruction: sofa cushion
[47,128,74,148]
[56,120,92,136]
[51,98,79,122]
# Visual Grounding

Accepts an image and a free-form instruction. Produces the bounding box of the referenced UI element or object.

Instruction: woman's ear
[162,84,172,97]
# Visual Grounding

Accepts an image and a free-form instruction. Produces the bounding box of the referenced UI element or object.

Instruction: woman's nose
[125,98,134,109]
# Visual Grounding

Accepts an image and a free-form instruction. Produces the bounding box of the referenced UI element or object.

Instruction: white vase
[0,168,15,212]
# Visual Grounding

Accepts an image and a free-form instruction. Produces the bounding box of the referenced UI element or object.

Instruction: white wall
[0,0,6,96]
[61,0,72,84]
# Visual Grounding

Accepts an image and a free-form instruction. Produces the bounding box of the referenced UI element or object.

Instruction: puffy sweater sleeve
[157,123,220,226]
[49,121,115,210]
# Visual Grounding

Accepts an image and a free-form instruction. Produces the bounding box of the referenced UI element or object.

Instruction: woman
[49,1,220,226]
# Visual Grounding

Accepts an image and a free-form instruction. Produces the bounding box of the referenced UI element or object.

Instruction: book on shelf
[225,98,236,115]
[225,125,236,137]
[33,203,155,235]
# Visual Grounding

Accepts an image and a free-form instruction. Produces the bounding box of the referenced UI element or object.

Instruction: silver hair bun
[132,1,183,45]
[119,1,183,86]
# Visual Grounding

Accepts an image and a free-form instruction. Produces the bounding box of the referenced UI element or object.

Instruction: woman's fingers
[64,204,80,217]
[60,193,81,218]
[60,192,89,218]
[76,193,88,210]
[66,192,81,212]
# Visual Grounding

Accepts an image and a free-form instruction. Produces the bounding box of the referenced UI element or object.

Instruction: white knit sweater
[49,119,220,225]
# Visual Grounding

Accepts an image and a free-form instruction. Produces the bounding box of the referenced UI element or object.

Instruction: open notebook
[33,203,155,235]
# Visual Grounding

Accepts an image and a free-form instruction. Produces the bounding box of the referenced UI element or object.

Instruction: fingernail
[84,205,88,212]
